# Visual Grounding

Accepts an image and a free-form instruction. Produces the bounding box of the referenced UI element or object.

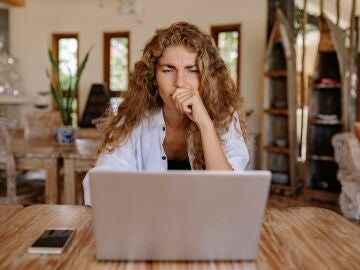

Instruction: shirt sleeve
[82,133,138,206]
[220,114,249,171]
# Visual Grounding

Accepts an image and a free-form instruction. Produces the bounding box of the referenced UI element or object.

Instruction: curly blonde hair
[98,21,247,169]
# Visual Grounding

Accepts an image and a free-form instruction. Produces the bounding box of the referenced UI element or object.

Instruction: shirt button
[162,156,166,160]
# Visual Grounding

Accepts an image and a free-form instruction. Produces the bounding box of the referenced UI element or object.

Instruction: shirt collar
[147,108,165,129]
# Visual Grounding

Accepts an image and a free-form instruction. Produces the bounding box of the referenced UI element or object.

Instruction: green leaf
[48,46,92,126]
[48,49,63,99]
[72,47,92,101]
[50,84,66,124]
[66,66,73,121]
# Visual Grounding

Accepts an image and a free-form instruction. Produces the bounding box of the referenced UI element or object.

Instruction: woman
[83,22,249,205]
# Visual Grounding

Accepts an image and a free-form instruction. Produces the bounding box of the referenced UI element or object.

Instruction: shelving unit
[304,15,350,203]
[262,9,300,196]
[0,95,31,125]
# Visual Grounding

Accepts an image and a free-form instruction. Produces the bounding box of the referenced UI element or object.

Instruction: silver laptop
[90,170,271,261]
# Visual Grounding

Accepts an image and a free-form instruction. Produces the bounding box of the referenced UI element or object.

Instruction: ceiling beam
[0,0,26,7]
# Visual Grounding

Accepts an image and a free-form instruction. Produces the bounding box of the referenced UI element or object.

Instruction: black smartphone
[28,229,75,254]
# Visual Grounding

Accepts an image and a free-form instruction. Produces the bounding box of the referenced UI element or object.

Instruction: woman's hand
[171,87,232,170]
[171,87,213,128]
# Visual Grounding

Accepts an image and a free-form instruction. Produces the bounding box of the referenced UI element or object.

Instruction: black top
[167,158,191,170]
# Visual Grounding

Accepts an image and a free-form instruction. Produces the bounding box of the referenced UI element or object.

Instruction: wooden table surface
[11,138,100,204]
[0,205,23,224]
[12,138,70,203]
[60,138,101,159]
[0,205,359,269]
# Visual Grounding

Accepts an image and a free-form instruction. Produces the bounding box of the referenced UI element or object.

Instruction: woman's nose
[175,71,187,88]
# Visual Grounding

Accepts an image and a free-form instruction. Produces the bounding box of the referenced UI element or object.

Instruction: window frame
[51,33,79,120]
[103,31,130,97]
[210,24,241,92]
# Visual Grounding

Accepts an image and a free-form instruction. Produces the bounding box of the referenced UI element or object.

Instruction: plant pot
[54,126,76,145]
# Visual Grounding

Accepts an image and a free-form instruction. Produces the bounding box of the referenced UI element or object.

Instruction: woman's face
[155,45,200,112]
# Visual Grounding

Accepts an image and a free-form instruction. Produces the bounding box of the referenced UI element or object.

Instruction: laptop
[90,170,271,261]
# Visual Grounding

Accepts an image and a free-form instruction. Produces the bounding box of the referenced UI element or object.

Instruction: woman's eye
[190,69,199,73]
[162,69,173,73]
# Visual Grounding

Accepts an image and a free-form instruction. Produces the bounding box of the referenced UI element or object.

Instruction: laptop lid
[90,170,271,261]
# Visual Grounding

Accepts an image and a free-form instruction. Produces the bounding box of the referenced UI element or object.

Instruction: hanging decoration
[0,37,23,97]
[117,0,146,23]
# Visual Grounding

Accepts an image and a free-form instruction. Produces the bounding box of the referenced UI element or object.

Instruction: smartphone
[28,229,75,254]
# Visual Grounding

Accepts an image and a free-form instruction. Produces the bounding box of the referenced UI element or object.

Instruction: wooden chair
[0,117,44,204]
[332,132,360,220]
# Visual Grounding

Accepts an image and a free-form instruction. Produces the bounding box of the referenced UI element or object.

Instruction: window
[211,24,241,91]
[156,28,165,34]
[104,32,130,96]
[52,33,79,124]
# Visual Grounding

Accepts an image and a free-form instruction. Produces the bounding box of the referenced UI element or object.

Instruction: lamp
[117,0,145,23]
[117,0,136,15]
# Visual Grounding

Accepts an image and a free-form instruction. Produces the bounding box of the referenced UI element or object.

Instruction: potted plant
[47,48,91,144]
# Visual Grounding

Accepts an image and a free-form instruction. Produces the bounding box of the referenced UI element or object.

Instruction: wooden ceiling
[295,0,359,19]
[0,0,26,7]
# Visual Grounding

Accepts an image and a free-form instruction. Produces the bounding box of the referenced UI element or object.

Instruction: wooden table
[11,137,100,205]
[12,139,67,204]
[0,205,359,269]
[0,205,23,224]
[62,138,101,204]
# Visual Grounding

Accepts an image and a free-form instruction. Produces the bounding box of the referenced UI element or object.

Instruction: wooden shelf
[264,109,288,116]
[270,182,302,196]
[306,16,345,204]
[313,83,341,89]
[271,182,290,189]
[303,188,339,205]
[310,155,335,162]
[0,96,30,105]
[309,118,341,125]
[264,146,290,154]
[262,9,298,197]
[264,70,287,78]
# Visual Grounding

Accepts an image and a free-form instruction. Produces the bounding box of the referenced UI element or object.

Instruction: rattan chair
[332,132,360,220]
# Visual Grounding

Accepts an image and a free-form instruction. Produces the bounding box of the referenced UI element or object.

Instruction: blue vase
[54,126,76,144]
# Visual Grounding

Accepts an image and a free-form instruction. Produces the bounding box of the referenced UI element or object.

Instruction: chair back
[0,117,17,203]
[332,132,360,171]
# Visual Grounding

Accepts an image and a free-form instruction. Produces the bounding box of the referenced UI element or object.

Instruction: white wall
[8,0,267,133]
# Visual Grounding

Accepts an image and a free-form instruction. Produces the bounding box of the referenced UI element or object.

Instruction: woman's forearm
[198,121,232,170]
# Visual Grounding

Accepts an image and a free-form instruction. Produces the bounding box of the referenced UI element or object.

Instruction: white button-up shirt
[83,109,249,205]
